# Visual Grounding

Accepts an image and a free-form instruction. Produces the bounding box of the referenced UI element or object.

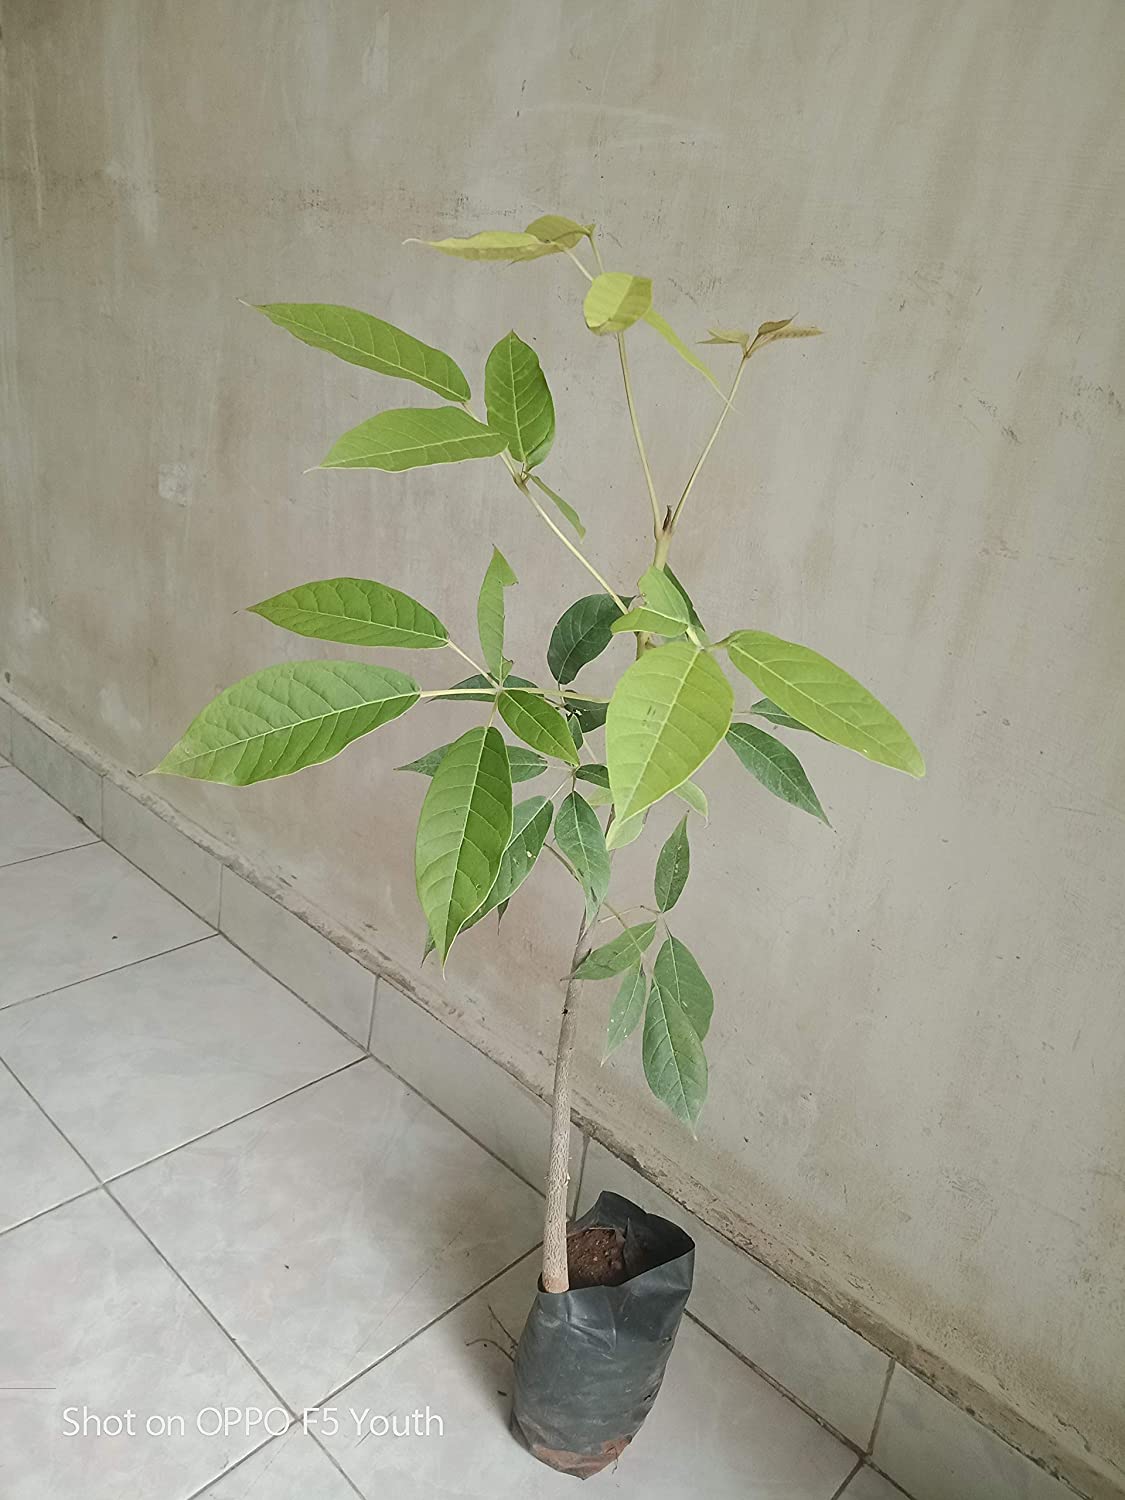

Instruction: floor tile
[873,1366,1070,1500]
[10,716,103,833]
[318,1252,856,1498]
[219,869,375,1045]
[0,766,98,866]
[0,937,360,1180]
[0,1192,276,1500]
[371,982,582,1206]
[844,1464,907,1497]
[102,781,221,924]
[0,841,210,1009]
[579,1141,889,1445]
[115,1061,544,1410]
[199,1428,359,1498]
[0,1064,96,1232]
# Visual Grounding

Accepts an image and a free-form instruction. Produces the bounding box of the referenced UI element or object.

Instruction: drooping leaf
[155,662,418,786]
[568,715,584,752]
[433,672,535,704]
[726,722,830,824]
[575,763,610,788]
[610,565,691,637]
[525,214,592,249]
[654,816,690,912]
[320,406,506,471]
[477,547,518,680]
[749,696,823,735]
[254,304,470,402]
[583,273,653,335]
[725,632,924,777]
[663,565,707,638]
[605,809,646,849]
[528,475,585,538]
[568,697,609,733]
[643,984,708,1128]
[673,779,709,819]
[555,791,610,921]
[611,605,686,638]
[397,740,546,783]
[411,230,564,262]
[414,725,512,963]
[547,594,624,684]
[573,921,658,980]
[642,309,725,395]
[605,965,647,1058]
[606,642,734,821]
[463,795,552,930]
[249,577,447,649]
[484,332,555,468]
[652,936,713,1039]
[497,689,579,765]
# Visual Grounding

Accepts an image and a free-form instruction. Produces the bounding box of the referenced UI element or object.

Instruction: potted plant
[156,213,924,1478]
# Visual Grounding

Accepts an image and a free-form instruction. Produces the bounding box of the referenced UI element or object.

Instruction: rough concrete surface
[1,2,1123,1491]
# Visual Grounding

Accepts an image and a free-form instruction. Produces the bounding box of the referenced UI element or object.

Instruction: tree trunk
[541,909,590,1293]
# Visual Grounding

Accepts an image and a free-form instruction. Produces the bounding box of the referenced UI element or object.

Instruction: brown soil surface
[566,1225,629,1288]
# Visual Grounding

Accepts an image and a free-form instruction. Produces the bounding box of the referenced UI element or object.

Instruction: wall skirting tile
[0,684,1105,1500]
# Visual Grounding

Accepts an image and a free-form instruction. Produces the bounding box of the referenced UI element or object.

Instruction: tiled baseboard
[1,684,1106,1500]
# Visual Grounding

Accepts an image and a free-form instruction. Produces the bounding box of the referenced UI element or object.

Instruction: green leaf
[525,214,592,249]
[583,273,653,334]
[605,809,646,849]
[575,763,610,788]
[652,936,713,1039]
[663,565,707,638]
[529,475,585,538]
[433,673,535,705]
[700,327,751,349]
[642,309,724,395]
[484,332,555,469]
[749,697,823,735]
[753,317,822,346]
[643,984,708,1128]
[555,791,610,921]
[414,725,513,963]
[726,722,830,824]
[254,304,470,403]
[574,921,658,980]
[320,406,506,471]
[568,715,584,752]
[673,779,709,819]
[155,662,419,786]
[610,605,686,637]
[411,230,563,262]
[606,642,734,821]
[547,594,623,684]
[610,566,691,637]
[249,577,447,649]
[477,547,518,680]
[397,740,546,783]
[604,965,647,1058]
[654,816,690,912]
[725,632,924,777]
[463,795,553,929]
[568,697,609,733]
[497,689,579,765]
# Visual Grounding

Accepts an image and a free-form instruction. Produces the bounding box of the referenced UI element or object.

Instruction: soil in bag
[510,1190,695,1478]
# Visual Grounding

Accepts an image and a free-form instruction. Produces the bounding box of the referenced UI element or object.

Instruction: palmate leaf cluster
[156,213,923,1129]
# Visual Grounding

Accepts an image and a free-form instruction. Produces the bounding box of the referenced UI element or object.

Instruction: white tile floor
[0,765,899,1498]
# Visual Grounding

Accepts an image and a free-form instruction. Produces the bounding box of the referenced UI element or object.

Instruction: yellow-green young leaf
[752,316,823,347]
[642,309,725,395]
[484,332,555,468]
[548,594,623,684]
[611,605,686,637]
[605,965,647,1058]
[497,689,579,765]
[155,662,418,786]
[574,921,657,981]
[253,304,470,402]
[757,316,796,337]
[529,475,585,538]
[477,547,518,679]
[250,577,448,649]
[412,230,563,262]
[397,740,547,783]
[725,631,924,777]
[673,779,709,819]
[605,809,646,850]
[414,725,513,963]
[462,795,553,930]
[643,984,708,1128]
[320,407,506,471]
[610,566,690,637]
[663,564,707,638]
[654,816,690,912]
[607,642,734,821]
[555,791,609,920]
[525,214,592,249]
[700,327,751,349]
[726,721,830,824]
[652,936,713,1039]
[583,273,653,335]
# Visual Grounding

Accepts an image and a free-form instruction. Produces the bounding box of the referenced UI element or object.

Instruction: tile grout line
[365,974,378,1053]
[182,1430,284,1500]
[0,933,217,1016]
[0,834,100,871]
[867,1355,896,1453]
[829,1456,865,1499]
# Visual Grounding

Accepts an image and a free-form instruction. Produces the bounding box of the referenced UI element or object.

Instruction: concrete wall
[2,1,1123,1489]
